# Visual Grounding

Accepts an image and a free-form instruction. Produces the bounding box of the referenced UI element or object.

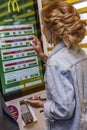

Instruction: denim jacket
[44,42,87,130]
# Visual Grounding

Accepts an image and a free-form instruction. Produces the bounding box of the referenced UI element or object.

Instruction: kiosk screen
[0,0,44,97]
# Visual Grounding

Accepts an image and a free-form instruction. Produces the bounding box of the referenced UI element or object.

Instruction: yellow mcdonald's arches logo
[8,0,20,13]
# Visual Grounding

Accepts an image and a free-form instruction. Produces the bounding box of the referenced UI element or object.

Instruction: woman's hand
[31,36,48,63]
[31,36,43,56]
[26,99,44,108]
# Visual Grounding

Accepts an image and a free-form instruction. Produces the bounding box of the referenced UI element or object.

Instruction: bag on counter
[0,92,20,130]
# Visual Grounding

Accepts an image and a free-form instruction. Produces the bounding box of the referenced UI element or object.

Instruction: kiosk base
[6,90,46,130]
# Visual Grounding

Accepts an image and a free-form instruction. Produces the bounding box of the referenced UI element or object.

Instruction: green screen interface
[0,0,43,94]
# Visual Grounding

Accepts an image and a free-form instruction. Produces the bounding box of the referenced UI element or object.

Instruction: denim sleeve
[44,66,75,122]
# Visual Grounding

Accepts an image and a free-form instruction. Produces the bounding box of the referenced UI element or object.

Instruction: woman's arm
[44,66,75,122]
[38,52,48,64]
[30,36,48,64]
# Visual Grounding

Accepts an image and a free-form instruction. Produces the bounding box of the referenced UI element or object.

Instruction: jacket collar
[48,42,66,58]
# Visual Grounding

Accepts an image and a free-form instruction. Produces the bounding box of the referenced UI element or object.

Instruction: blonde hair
[41,0,86,48]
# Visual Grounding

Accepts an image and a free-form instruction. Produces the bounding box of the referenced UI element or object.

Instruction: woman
[27,1,87,130]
